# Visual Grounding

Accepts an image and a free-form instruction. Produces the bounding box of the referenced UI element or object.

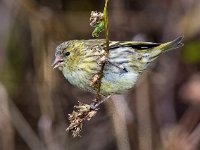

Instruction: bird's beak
[52,56,64,69]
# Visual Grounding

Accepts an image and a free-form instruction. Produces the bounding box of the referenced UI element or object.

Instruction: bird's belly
[63,66,139,96]
[100,69,139,95]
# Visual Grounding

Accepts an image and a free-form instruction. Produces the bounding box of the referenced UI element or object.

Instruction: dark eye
[64,51,70,57]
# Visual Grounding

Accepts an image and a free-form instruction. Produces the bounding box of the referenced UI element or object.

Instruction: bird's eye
[64,51,70,57]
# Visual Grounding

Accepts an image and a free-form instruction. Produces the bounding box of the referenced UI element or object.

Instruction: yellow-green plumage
[52,36,183,96]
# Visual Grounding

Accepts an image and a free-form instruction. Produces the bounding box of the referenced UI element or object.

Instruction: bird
[52,36,183,96]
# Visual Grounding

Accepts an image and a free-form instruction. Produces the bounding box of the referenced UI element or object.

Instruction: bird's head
[52,40,84,71]
[52,41,71,70]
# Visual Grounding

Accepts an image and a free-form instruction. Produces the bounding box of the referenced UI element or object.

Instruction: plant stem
[104,0,109,50]
[95,0,109,102]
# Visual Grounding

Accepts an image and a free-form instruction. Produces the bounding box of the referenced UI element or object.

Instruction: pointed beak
[52,56,64,69]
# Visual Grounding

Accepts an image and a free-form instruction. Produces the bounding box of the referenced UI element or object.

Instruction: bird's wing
[109,41,161,50]
[85,39,160,50]
[107,41,162,73]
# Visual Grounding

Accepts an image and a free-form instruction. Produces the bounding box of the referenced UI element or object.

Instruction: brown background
[0,0,200,150]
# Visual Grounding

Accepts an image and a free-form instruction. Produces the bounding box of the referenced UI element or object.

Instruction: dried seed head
[66,102,97,137]
[90,11,104,27]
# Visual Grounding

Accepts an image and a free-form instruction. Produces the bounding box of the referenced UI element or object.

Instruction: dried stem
[95,0,109,102]
[67,0,110,137]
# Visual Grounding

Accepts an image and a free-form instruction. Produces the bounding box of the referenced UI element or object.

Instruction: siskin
[52,36,183,96]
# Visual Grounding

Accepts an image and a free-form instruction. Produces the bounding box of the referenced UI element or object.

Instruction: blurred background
[0,0,200,150]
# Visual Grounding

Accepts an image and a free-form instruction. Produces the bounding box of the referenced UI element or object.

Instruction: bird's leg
[90,95,111,110]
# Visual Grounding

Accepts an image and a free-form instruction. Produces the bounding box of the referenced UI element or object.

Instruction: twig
[95,0,109,102]
[66,0,110,137]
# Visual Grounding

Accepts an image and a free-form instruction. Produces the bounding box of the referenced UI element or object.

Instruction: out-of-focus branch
[29,12,58,150]
[0,84,14,150]
[107,95,132,150]
[179,106,200,133]
[135,72,153,150]
[8,98,46,150]
[4,0,39,17]
[189,123,200,145]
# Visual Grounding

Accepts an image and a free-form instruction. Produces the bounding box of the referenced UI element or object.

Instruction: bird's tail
[149,36,183,62]
[157,36,184,52]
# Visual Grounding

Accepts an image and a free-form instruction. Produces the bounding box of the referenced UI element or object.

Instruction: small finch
[52,36,183,96]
